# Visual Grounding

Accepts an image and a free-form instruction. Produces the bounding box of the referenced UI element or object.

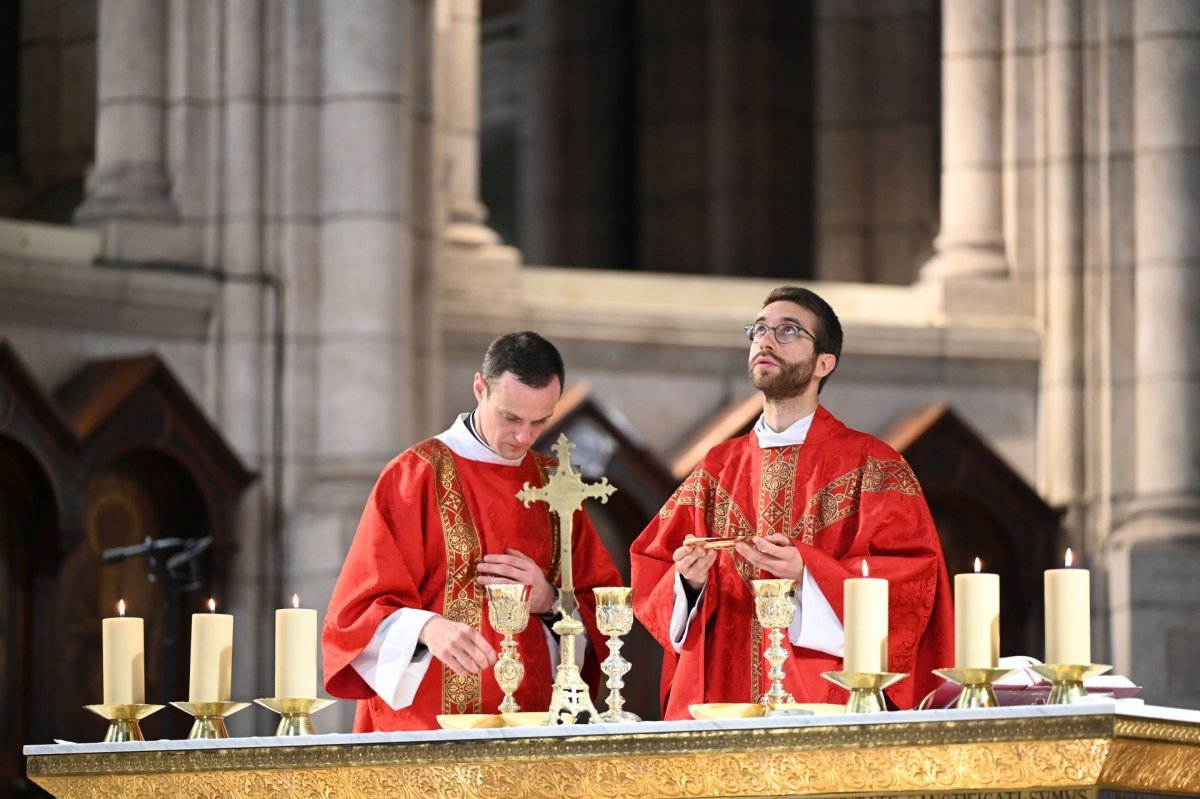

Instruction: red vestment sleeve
[322,456,435,699]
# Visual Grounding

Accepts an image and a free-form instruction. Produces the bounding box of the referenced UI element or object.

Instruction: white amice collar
[435,413,526,466]
[754,410,815,449]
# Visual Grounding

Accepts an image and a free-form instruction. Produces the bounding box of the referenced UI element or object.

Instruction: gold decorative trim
[413,439,485,714]
[28,738,1120,799]
[1104,739,1200,793]
[1114,717,1200,746]
[794,455,921,545]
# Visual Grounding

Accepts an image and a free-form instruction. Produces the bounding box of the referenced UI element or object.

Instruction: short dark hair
[762,286,843,392]
[481,331,565,392]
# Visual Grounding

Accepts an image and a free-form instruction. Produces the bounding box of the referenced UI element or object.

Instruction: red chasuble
[323,439,622,731]
[631,406,953,718]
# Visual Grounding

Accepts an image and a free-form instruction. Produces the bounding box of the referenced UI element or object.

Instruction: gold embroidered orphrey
[662,452,924,704]
[26,713,1200,798]
[413,439,560,714]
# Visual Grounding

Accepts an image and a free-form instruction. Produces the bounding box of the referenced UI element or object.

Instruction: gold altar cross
[516,433,616,723]
[516,433,616,617]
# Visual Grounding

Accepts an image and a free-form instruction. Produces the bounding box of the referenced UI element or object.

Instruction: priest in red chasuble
[631,287,953,718]
[323,332,622,731]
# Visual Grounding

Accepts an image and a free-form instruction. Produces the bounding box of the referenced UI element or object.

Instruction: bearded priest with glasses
[631,286,954,717]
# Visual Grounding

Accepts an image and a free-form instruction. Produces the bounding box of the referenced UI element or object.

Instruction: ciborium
[592,586,640,723]
[752,578,797,707]
[486,583,531,714]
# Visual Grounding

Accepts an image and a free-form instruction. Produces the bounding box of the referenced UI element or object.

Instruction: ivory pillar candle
[1045,548,1090,665]
[275,594,318,698]
[102,599,145,704]
[955,558,1000,669]
[189,598,234,702]
[844,561,888,673]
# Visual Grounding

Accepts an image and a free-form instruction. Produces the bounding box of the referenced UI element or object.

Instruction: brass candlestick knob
[169,700,249,739]
[931,667,1014,709]
[253,697,336,736]
[1029,663,1112,705]
[592,586,640,723]
[486,583,531,714]
[821,670,908,714]
[752,578,797,707]
[84,703,164,742]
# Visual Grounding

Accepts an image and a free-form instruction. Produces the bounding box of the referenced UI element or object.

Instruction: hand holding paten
[418,616,498,675]
[735,534,805,581]
[673,541,717,592]
[477,548,557,614]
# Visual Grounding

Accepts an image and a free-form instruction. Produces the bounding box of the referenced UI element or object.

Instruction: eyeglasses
[744,322,817,346]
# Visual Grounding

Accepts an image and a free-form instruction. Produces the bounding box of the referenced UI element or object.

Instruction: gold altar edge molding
[26,708,1200,798]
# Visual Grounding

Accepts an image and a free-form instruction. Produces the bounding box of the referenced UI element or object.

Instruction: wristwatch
[539,585,561,621]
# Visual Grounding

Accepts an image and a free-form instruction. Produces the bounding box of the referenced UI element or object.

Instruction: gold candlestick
[931,667,1014,709]
[84,703,164,743]
[486,583,532,714]
[752,578,797,707]
[253,697,336,736]
[821,670,908,714]
[170,700,249,739]
[592,586,639,723]
[1029,663,1111,705]
[517,434,616,725]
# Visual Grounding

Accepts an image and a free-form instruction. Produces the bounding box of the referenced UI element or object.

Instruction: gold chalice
[486,583,531,714]
[752,578,797,707]
[593,587,640,723]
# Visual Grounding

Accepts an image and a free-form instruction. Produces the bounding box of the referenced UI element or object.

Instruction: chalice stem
[602,636,629,713]
[764,626,794,705]
[495,635,524,714]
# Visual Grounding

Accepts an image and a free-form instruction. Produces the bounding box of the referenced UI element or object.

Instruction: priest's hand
[418,616,498,675]
[735,533,805,581]
[476,548,557,615]
[674,541,717,592]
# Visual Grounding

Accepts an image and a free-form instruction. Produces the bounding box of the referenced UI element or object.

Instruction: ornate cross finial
[517,434,616,520]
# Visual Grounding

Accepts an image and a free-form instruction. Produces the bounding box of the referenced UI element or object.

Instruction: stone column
[920,0,1007,280]
[317,0,415,475]
[74,0,177,222]
[1039,0,1085,522]
[1109,0,1200,706]
[813,1,868,282]
[441,0,501,249]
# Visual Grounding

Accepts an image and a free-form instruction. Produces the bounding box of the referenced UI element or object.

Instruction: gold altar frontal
[24,705,1200,798]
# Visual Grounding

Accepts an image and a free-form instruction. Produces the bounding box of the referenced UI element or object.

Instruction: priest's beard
[749,350,818,401]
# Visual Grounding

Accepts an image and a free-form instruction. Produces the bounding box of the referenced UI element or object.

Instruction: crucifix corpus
[516,433,617,724]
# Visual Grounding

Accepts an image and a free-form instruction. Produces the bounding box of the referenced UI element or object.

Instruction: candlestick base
[1029,663,1111,705]
[821,671,907,714]
[84,703,164,743]
[170,701,250,739]
[253,697,336,736]
[931,667,1015,709]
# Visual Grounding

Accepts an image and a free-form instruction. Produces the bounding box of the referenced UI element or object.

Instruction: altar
[24,702,1200,798]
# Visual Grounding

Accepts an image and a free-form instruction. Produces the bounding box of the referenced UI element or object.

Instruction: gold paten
[28,712,1200,798]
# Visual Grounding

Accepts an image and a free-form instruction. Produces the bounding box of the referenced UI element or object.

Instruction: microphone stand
[101,535,212,724]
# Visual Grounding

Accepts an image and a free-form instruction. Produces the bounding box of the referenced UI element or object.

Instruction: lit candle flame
[861,560,869,577]
[974,557,982,573]
[208,597,217,613]
[118,598,126,617]
[1065,548,1073,568]
[292,593,300,609]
